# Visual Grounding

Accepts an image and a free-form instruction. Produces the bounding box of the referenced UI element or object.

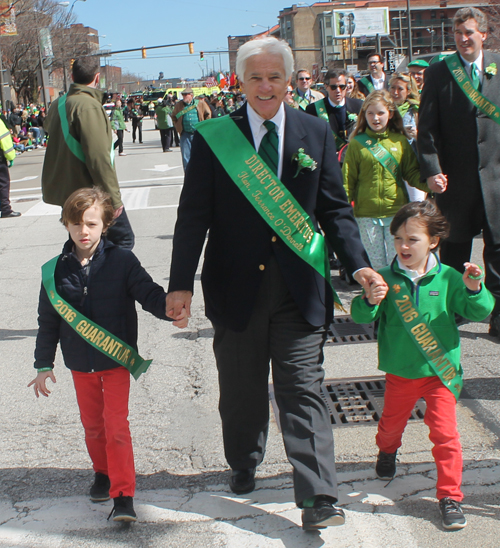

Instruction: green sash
[360,77,374,94]
[383,268,462,400]
[174,100,199,120]
[314,99,346,150]
[293,91,309,110]
[58,94,115,167]
[354,133,407,197]
[196,115,344,310]
[58,95,86,163]
[445,53,500,125]
[41,256,152,380]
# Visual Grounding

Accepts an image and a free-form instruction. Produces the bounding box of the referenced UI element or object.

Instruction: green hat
[408,59,430,68]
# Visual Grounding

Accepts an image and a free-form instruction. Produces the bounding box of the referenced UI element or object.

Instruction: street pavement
[1,119,499,547]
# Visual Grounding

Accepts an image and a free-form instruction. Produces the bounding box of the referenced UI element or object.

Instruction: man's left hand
[353,268,388,295]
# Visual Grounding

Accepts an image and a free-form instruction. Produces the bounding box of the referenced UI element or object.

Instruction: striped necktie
[258,120,279,175]
[471,63,481,91]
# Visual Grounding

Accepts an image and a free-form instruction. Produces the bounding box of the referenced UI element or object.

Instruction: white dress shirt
[247,102,286,178]
[328,97,346,108]
[372,74,386,90]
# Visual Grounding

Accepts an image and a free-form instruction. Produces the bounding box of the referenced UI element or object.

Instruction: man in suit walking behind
[418,7,500,335]
[306,69,363,156]
[166,37,384,531]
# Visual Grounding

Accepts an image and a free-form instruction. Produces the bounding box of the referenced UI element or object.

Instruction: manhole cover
[269,376,426,430]
[325,316,375,345]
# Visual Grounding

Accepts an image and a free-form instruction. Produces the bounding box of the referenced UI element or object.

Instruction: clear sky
[72,0,292,81]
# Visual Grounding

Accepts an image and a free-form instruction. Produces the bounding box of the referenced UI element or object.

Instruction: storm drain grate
[269,376,426,430]
[325,316,375,345]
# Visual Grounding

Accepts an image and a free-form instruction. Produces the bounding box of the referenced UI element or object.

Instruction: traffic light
[188,42,194,54]
[159,72,164,80]
[142,47,147,59]
[200,51,204,61]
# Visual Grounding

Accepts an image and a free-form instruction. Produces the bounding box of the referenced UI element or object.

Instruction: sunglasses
[298,77,311,81]
[329,84,347,90]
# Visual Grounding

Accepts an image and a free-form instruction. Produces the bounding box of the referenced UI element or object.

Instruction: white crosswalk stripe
[22,187,163,216]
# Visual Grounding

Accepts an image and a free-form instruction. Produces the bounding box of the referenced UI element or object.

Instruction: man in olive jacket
[42,57,134,249]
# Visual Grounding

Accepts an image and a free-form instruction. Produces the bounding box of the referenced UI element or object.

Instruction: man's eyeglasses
[298,77,311,81]
[329,84,347,90]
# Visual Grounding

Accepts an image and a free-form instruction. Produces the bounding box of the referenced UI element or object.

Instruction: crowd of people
[15,4,498,535]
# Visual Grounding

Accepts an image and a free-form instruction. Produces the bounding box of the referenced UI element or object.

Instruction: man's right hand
[427,173,448,193]
[166,290,193,328]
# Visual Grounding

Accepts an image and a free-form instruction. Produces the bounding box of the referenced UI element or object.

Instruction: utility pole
[407,0,413,62]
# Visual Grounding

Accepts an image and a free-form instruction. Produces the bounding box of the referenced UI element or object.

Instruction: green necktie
[471,63,481,91]
[258,120,279,175]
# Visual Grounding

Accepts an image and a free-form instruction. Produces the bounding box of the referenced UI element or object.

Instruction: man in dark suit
[358,52,389,97]
[418,7,500,335]
[166,37,384,530]
[305,69,363,155]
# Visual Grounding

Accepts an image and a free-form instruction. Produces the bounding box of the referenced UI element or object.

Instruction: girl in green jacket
[342,90,428,270]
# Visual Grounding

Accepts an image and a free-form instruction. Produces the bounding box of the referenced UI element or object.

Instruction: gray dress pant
[213,256,338,505]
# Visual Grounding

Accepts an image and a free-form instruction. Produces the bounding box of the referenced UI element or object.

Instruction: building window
[326,19,331,28]
[287,20,291,29]
[327,36,333,46]
[430,10,436,19]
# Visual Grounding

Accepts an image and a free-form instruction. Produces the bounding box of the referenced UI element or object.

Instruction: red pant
[72,367,135,498]
[376,374,463,501]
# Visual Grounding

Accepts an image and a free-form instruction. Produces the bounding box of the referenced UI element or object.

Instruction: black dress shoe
[302,496,345,530]
[1,211,21,218]
[229,468,256,495]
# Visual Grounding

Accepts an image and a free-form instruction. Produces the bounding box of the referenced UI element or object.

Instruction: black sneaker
[439,498,467,530]
[89,472,110,502]
[375,450,397,480]
[439,497,467,531]
[108,493,137,522]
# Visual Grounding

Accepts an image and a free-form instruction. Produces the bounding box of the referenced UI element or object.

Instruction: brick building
[229,1,490,82]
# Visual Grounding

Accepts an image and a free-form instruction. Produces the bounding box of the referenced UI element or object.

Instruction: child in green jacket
[342,90,428,269]
[351,201,494,531]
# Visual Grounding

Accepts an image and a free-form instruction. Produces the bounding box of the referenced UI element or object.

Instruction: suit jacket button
[271,236,277,242]
[259,264,265,271]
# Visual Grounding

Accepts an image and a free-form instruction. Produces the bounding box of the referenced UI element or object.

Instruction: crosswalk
[21,185,181,216]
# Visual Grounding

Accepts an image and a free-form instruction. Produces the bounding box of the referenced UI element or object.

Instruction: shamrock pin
[291,148,317,178]
[485,63,497,78]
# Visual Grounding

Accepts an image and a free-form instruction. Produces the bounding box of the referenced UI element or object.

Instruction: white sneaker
[119,152,127,156]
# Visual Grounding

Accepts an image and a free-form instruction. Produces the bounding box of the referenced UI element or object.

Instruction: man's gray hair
[453,7,488,33]
[236,37,294,82]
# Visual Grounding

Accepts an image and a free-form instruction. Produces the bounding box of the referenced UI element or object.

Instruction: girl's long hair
[351,90,406,138]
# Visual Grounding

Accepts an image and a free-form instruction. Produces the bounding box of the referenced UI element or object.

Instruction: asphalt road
[0,118,499,547]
